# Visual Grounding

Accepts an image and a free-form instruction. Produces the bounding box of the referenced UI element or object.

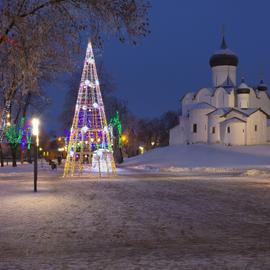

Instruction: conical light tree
[64,40,116,177]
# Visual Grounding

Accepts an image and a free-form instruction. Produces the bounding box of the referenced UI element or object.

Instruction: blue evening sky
[45,0,270,133]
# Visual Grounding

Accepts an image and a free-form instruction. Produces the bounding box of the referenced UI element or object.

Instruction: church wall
[237,93,250,109]
[182,93,195,116]
[228,91,235,107]
[189,108,213,143]
[248,89,259,108]
[195,88,212,104]
[208,114,225,143]
[256,92,270,115]
[246,111,267,145]
[220,121,246,145]
[212,87,229,108]
[169,116,190,145]
[212,66,236,87]
[267,126,270,142]
[169,124,184,145]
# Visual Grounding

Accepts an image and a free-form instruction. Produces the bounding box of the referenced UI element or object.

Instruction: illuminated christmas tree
[63,40,116,177]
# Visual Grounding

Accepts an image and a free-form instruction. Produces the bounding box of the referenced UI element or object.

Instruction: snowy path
[1,167,270,269]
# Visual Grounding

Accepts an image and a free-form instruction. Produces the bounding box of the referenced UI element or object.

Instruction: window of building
[193,124,197,133]
[227,126,230,134]
[255,125,258,132]
[212,127,216,134]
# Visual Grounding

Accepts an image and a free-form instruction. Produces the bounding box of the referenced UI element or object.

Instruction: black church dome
[237,78,250,94]
[257,79,268,91]
[209,36,238,67]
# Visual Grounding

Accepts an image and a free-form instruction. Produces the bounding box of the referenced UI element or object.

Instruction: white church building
[170,36,270,146]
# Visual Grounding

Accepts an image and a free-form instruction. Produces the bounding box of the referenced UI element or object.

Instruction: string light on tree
[63,40,116,177]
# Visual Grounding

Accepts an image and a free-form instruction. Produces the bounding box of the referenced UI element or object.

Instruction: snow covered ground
[122,144,270,173]
[1,162,270,269]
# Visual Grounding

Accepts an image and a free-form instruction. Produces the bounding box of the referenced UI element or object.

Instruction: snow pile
[123,144,270,172]
[241,169,269,177]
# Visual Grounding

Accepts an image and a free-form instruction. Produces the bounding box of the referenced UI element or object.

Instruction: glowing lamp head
[32,118,40,136]
[93,102,99,109]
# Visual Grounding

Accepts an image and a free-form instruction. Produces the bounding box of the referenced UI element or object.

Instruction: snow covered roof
[180,92,195,102]
[189,102,216,111]
[219,75,236,88]
[220,117,246,124]
[207,107,232,116]
[238,82,249,89]
[237,78,251,94]
[212,86,235,96]
[194,88,214,98]
[221,108,270,118]
[237,108,259,115]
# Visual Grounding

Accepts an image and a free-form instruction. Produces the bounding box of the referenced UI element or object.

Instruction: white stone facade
[170,37,270,146]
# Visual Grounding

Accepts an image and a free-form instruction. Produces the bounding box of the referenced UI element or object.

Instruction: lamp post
[32,118,40,192]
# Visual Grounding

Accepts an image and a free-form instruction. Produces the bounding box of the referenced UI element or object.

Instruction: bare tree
[0,0,150,119]
[0,0,150,165]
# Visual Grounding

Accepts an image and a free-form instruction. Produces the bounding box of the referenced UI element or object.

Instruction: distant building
[170,35,270,146]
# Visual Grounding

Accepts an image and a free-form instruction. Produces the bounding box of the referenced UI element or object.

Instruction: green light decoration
[4,117,25,149]
[109,111,122,147]
[25,127,32,150]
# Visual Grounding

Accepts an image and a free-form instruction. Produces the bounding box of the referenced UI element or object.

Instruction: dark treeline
[59,67,179,158]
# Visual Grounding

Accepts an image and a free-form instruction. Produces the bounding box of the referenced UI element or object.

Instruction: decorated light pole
[32,118,40,192]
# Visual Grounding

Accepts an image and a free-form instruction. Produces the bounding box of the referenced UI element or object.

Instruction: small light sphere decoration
[93,102,99,109]
[84,79,91,86]
[81,126,88,133]
[87,56,94,64]
[89,82,95,88]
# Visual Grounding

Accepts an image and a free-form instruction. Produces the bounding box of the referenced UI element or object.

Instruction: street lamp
[32,118,40,192]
